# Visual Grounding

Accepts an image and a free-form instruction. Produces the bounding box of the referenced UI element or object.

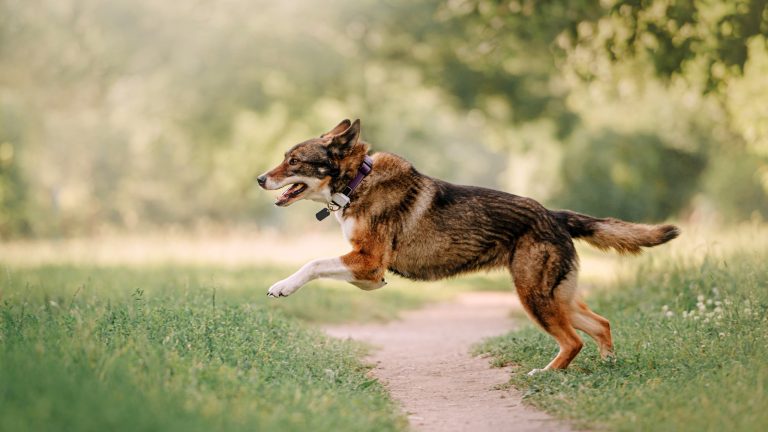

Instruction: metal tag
[315,208,331,221]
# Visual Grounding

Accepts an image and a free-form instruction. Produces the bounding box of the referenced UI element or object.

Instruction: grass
[1,297,401,431]
[476,227,768,431]
[8,225,760,431]
[0,262,509,431]
[0,264,507,323]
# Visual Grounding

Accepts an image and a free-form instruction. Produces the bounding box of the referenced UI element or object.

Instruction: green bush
[0,105,30,239]
[554,129,705,221]
[702,150,768,221]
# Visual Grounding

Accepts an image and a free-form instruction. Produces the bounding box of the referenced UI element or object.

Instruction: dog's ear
[320,119,352,139]
[326,119,360,158]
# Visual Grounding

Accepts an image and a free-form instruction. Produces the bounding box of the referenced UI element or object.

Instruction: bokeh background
[2,4,768,430]
[1,0,767,240]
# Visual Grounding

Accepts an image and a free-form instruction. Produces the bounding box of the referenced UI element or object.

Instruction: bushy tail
[551,210,680,255]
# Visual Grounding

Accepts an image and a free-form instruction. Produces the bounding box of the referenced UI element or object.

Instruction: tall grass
[0,262,513,431]
[476,228,768,431]
[0,265,413,431]
[1,264,450,323]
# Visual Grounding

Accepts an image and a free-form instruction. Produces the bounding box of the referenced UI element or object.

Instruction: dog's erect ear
[326,119,360,158]
[321,119,352,138]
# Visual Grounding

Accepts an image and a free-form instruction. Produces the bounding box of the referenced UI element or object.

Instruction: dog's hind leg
[511,236,584,373]
[569,299,614,359]
[518,277,584,374]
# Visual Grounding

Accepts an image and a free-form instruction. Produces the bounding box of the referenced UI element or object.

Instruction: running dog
[257,119,679,373]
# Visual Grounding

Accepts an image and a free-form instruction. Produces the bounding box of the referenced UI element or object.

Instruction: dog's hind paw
[526,368,545,376]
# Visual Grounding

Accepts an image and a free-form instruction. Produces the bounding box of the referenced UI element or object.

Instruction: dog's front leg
[267,253,386,297]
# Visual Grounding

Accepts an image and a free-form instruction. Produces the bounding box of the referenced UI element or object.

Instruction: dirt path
[324,292,572,432]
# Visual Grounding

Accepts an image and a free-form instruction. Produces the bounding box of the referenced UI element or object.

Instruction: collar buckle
[315,155,373,222]
[330,193,350,209]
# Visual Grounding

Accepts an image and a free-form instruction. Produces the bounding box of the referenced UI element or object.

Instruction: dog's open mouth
[275,183,308,206]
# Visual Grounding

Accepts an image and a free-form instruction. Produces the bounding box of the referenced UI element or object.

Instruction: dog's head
[257,119,364,206]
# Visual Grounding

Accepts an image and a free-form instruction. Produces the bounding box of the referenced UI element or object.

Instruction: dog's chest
[334,212,357,242]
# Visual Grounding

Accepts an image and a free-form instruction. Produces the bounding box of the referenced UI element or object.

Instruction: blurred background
[3,4,768,430]
[1,0,767,243]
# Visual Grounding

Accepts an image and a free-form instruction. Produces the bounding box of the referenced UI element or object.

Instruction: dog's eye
[288,158,298,166]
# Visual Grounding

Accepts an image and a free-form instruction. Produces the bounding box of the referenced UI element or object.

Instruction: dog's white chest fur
[335,212,356,242]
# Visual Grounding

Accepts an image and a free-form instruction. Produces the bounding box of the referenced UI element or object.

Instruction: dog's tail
[551,210,680,255]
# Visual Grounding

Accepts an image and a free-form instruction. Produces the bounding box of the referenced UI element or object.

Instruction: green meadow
[477,226,768,431]
[2,226,767,431]
[0,263,499,431]
[3,1,767,430]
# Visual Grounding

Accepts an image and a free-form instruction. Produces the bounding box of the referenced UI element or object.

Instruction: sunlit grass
[0,264,510,324]
[475,224,768,431]
[0,231,350,267]
[0,259,512,431]
[0,264,417,432]
[5,224,761,431]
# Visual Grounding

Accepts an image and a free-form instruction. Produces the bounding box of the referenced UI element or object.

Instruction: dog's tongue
[275,183,305,206]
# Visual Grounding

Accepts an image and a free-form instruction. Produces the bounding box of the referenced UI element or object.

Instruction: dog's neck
[330,142,371,195]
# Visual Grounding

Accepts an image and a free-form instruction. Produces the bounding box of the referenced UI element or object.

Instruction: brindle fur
[258,119,680,372]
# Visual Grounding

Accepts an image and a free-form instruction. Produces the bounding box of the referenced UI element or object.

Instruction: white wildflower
[665,311,674,318]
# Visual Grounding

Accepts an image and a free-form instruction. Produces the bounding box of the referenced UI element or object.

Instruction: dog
[257,119,679,373]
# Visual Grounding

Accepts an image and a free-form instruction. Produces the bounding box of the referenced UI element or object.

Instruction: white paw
[267,278,301,297]
[527,368,545,376]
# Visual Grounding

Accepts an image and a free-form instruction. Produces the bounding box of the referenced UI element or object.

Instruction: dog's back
[344,151,677,279]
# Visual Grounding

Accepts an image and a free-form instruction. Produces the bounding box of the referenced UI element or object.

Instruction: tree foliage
[587,0,768,91]
[0,0,766,237]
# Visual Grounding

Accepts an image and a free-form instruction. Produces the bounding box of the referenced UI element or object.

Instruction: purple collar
[342,155,373,196]
[315,155,373,221]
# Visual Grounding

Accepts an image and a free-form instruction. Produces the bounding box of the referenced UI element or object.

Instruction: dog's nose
[257,175,267,187]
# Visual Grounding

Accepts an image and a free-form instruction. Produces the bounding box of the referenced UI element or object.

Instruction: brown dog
[257,119,679,373]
